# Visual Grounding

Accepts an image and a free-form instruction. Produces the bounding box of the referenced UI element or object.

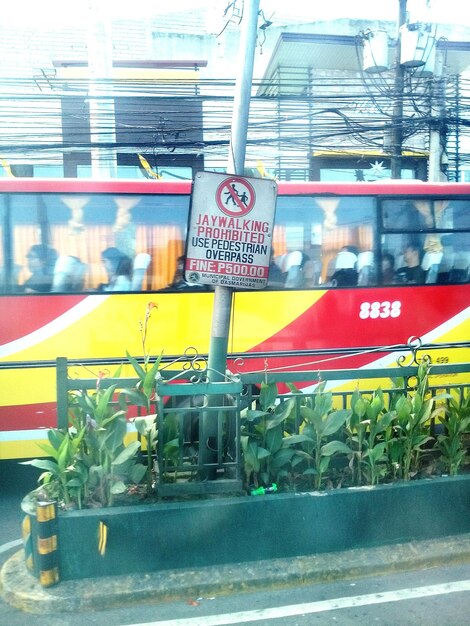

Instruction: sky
[2,0,470,28]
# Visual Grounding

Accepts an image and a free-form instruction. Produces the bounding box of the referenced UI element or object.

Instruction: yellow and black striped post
[21,514,34,573]
[36,501,60,587]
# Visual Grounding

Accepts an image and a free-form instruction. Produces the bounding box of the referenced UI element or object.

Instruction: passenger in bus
[381,252,395,284]
[162,255,207,291]
[51,255,86,292]
[267,250,285,288]
[22,244,58,293]
[99,247,132,291]
[394,244,426,284]
[331,246,358,286]
[281,250,307,288]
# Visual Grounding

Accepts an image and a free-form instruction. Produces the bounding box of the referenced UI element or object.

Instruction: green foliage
[241,382,297,487]
[346,388,394,486]
[436,389,470,475]
[23,303,163,509]
[21,427,87,507]
[290,384,351,490]
[56,383,146,507]
[240,361,470,492]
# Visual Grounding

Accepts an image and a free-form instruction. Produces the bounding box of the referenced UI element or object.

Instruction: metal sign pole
[202,0,261,476]
[207,0,261,384]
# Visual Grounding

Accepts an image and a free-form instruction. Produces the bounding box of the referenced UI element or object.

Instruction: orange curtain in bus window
[136,225,184,290]
[272,225,287,257]
[357,225,373,251]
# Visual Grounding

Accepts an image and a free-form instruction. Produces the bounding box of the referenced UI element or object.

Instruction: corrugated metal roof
[259,31,470,95]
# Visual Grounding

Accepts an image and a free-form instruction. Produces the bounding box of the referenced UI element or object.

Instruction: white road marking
[124,580,470,626]
[0,539,22,555]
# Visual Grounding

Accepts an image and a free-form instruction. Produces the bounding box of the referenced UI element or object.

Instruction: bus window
[2,192,191,294]
[272,195,376,289]
[381,197,470,285]
[440,200,470,230]
[382,199,431,230]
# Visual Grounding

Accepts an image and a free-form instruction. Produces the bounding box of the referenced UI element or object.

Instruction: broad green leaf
[133,415,157,436]
[412,393,423,416]
[143,353,163,399]
[321,440,352,457]
[66,478,85,488]
[322,409,350,438]
[110,480,127,494]
[286,382,303,394]
[302,467,318,476]
[282,434,314,445]
[291,453,306,468]
[102,415,127,452]
[319,455,330,473]
[112,440,141,466]
[257,447,271,460]
[36,441,60,460]
[352,395,367,419]
[95,384,118,422]
[129,463,147,484]
[299,405,315,423]
[259,382,278,411]
[313,393,333,418]
[244,409,268,422]
[241,438,260,473]
[20,459,59,474]
[366,442,386,463]
[369,392,384,418]
[375,411,395,434]
[120,388,150,410]
[395,395,411,420]
[265,425,283,454]
[101,410,126,429]
[47,429,66,451]
[270,447,295,470]
[266,398,295,430]
[126,351,147,379]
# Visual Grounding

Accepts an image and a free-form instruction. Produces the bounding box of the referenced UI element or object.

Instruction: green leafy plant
[68,381,146,507]
[283,384,351,490]
[346,388,395,486]
[24,302,163,508]
[436,390,470,475]
[21,427,87,507]
[241,382,296,488]
[392,360,446,480]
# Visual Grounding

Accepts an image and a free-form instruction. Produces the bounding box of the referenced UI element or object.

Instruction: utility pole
[87,0,117,178]
[428,52,447,181]
[206,0,260,385]
[391,0,407,179]
[201,0,260,476]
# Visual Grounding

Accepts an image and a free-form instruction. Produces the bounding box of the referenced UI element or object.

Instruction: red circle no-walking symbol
[216,176,256,217]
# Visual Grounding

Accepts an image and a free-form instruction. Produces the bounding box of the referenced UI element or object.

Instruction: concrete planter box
[21,474,470,584]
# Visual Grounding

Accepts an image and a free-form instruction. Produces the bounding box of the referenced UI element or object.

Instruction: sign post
[190,0,264,478]
[186,171,277,479]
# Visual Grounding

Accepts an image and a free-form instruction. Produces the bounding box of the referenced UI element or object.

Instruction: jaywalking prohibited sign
[186,172,278,289]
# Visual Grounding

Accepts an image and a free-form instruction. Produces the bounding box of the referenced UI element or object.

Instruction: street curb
[3,532,470,614]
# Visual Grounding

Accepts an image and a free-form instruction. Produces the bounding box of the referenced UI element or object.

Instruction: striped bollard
[36,501,60,587]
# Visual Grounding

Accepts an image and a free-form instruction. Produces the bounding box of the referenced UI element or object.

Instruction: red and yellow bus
[0,178,469,459]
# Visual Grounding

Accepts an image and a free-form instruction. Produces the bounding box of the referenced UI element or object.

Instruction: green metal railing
[52,349,470,495]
